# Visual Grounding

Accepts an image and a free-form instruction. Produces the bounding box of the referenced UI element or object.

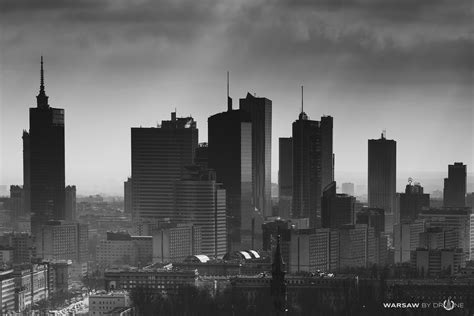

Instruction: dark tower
[368,133,396,233]
[25,57,66,234]
[271,235,286,315]
[239,93,272,217]
[443,162,467,208]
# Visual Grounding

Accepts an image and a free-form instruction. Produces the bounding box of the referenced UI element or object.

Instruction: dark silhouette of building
[240,93,272,218]
[194,142,209,169]
[208,93,254,250]
[356,207,385,236]
[292,90,334,228]
[443,162,466,208]
[65,185,76,221]
[321,181,355,229]
[124,177,132,215]
[278,137,293,219]
[131,112,198,220]
[24,57,66,234]
[271,235,286,315]
[9,185,24,218]
[399,181,429,221]
[262,219,291,251]
[368,133,396,233]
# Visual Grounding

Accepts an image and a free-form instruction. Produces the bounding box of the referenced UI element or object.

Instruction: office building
[208,99,254,250]
[65,185,76,221]
[105,265,197,295]
[35,221,88,262]
[341,183,355,196]
[393,219,427,263]
[0,232,35,264]
[173,165,227,257]
[89,292,131,316]
[411,248,465,277]
[368,133,396,233]
[321,181,355,229]
[194,142,209,169]
[399,181,429,221]
[356,207,385,236]
[443,162,467,208]
[240,93,272,218]
[23,57,66,234]
[97,232,152,268]
[292,102,334,228]
[418,227,459,250]
[131,112,198,220]
[8,185,25,218]
[123,178,132,215]
[278,137,293,219]
[0,270,15,314]
[152,223,202,263]
[339,224,376,269]
[12,263,49,310]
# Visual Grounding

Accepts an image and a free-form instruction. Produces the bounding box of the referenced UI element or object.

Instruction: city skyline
[1,0,473,195]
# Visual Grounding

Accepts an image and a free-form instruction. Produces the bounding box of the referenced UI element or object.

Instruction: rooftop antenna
[227,71,232,111]
[301,85,304,113]
[382,129,386,139]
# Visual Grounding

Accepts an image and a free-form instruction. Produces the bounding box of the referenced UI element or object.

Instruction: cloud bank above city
[1,0,472,194]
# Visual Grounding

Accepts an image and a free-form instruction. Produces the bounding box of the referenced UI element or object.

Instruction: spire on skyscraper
[227,71,232,111]
[36,56,49,109]
[298,85,308,120]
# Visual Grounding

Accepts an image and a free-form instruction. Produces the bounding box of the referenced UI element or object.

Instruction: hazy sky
[1,0,473,195]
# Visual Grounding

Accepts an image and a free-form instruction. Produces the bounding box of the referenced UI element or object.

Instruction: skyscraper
[24,57,65,233]
[131,112,198,220]
[278,137,293,219]
[65,185,76,221]
[368,133,396,233]
[208,92,254,250]
[399,181,430,221]
[173,165,227,257]
[443,162,467,208]
[240,93,272,217]
[292,91,333,229]
[124,177,132,215]
[321,181,355,229]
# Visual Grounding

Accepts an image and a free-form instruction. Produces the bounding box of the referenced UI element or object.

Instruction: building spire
[227,71,232,111]
[301,85,304,114]
[36,56,49,108]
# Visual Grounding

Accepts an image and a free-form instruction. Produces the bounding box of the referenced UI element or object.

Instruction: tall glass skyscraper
[368,133,397,234]
[443,162,467,208]
[131,112,198,220]
[239,93,272,217]
[208,100,254,250]
[24,57,65,234]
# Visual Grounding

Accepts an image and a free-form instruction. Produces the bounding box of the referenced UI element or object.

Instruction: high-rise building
[339,224,376,269]
[399,181,430,221]
[173,165,227,257]
[131,112,198,220]
[208,98,254,250]
[356,207,385,236]
[443,162,467,208]
[24,57,65,234]
[8,185,24,218]
[65,185,76,221]
[194,142,209,169]
[292,102,334,229]
[240,93,272,218]
[152,223,202,263]
[278,137,293,219]
[393,219,427,263]
[341,183,355,196]
[123,178,132,215]
[321,181,355,229]
[368,133,396,233]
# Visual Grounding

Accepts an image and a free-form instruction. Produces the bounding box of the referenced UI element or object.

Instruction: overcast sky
[1,0,472,195]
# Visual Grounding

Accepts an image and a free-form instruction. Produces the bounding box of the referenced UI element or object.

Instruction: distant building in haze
[399,181,429,221]
[368,133,396,233]
[292,97,333,229]
[131,112,198,220]
[443,162,466,208]
[24,57,65,234]
[208,97,254,250]
[341,183,355,196]
[356,207,385,236]
[278,137,293,219]
[240,93,272,218]
[321,182,355,229]
[65,185,76,221]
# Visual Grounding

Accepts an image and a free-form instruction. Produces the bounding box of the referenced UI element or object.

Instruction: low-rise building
[89,291,131,316]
